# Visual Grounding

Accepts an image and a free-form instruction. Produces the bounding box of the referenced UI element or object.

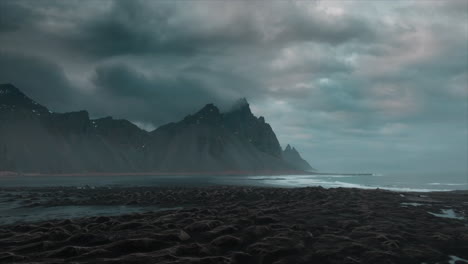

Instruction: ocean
[0,172,467,191]
[1,172,466,225]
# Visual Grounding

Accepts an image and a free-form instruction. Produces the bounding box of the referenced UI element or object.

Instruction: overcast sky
[0,0,467,174]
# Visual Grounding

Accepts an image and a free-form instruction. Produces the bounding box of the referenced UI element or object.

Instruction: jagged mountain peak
[0,83,33,101]
[182,103,222,125]
[223,98,283,158]
[193,103,221,119]
[284,144,301,154]
[197,103,220,114]
[229,98,252,114]
[1,83,30,100]
[230,97,249,111]
[0,83,20,93]
[283,144,314,171]
[0,83,49,114]
[284,145,299,154]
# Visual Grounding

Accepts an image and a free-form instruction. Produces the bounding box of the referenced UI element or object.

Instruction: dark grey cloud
[274,10,375,45]
[68,1,196,58]
[91,62,237,125]
[0,51,81,112]
[0,0,466,173]
[0,1,37,32]
[61,0,259,58]
[46,0,377,59]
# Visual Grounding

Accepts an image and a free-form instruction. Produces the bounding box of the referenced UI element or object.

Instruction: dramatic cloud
[0,0,466,174]
[0,51,80,111]
[91,62,236,124]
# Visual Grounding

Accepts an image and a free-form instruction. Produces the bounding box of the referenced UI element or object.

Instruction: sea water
[0,172,466,191]
[0,172,466,224]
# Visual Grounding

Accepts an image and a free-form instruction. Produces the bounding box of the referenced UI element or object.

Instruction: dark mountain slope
[224,98,283,158]
[283,144,315,171]
[0,84,147,172]
[148,104,293,172]
[0,84,313,174]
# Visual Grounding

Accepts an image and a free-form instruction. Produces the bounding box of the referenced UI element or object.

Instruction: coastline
[1,172,466,193]
[0,170,312,177]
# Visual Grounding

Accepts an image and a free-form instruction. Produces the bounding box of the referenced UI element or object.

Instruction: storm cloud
[0,0,466,174]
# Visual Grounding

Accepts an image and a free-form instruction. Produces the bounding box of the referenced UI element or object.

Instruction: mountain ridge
[0,84,314,174]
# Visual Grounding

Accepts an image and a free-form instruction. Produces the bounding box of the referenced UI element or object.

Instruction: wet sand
[0,186,467,264]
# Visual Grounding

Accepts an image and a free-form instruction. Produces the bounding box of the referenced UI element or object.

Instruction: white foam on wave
[314,175,353,178]
[249,176,454,192]
[379,186,452,192]
[427,182,467,186]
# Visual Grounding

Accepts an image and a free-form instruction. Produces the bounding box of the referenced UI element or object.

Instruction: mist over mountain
[0,84,313,174]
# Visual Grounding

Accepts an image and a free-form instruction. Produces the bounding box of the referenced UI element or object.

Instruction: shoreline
[0,173,468,193]
[0,171,375,177]
[1,172,466,193]
[0,170,313,177]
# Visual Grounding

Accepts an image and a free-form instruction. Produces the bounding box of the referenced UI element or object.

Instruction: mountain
[224,98,283,158]
[0,83,49,117]
[282,144,315,171]
[0,84,313,174]
[147,103,293,172]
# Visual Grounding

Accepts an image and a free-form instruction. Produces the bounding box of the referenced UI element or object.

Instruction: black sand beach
[0,186,467,264]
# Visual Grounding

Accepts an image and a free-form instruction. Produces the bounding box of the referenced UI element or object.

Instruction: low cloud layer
[0,0,466,174]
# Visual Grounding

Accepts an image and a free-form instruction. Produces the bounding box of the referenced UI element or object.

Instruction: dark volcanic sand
[0,186,467,264]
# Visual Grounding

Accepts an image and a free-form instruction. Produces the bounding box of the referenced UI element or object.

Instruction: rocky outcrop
[283,144,314,171]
